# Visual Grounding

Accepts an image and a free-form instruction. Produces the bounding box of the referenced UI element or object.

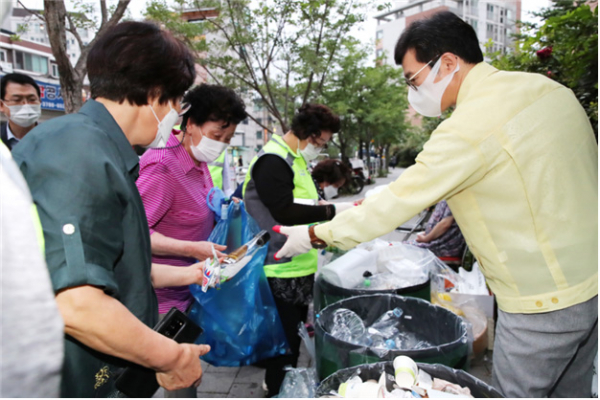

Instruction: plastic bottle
[329,308,367,345]
[362,271,372,288]
[368,307,404,339]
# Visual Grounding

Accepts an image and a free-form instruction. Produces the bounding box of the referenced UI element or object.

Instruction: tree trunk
[384,144,390,174]
[44,0,130,114]
[358,139,363,159]
[44,1,83,113]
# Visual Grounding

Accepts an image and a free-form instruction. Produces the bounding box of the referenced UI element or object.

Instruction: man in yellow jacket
[275,11,597,398]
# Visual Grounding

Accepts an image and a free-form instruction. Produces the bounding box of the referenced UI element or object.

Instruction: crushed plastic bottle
[368,307,404,339]
[329,308,367,345]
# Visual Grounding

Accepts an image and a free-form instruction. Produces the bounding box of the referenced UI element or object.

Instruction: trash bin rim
[315,293,468,352]
[317,272,430,295]
[316,360,504,398]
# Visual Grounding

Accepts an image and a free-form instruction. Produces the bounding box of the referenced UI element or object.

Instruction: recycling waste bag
[189,200,289,366]
[315,294,468,380]
[314,241,439,311]
[316,361,503,398]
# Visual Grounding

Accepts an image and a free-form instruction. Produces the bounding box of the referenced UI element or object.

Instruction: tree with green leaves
[145,0,366,134]
[488,0,597,137]
[16,1,131,113]
[321,40,409,175]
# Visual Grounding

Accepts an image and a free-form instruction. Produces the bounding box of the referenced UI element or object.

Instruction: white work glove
[273,225,312,261]
[333,202,355,215]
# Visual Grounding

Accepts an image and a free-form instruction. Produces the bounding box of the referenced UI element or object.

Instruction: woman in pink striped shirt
[137,84,247,317]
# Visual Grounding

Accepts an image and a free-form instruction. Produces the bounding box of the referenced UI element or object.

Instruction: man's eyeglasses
[404,57,437,91]
[2,96,41,106]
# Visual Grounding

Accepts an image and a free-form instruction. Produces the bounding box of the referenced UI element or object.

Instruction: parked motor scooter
[349,167,365,195]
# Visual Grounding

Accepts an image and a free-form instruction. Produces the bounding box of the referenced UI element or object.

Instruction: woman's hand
[187,261,207,286]
[416,233,430,243]
[187,241,227,262]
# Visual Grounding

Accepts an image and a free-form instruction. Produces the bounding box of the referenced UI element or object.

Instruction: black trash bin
[316,361,503,398]
[315,294,468,380]
[314,273,430,312]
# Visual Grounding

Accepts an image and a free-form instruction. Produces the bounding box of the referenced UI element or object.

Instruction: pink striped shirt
[137,132,215,313]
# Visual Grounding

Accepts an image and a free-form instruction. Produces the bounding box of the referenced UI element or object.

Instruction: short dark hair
[394,11,483,66]
[291,103,340,140]
[181,84,247,129]
[1,73,41,100]
[311,158,350,186]
[87,21,195,106]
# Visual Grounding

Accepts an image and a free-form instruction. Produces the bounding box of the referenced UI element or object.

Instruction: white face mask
[323,185,338,200]
[407,57,460,117]
[300,141,322,162]
[145,103,179,149]
[190,131,228,163]
[7,103,41,127]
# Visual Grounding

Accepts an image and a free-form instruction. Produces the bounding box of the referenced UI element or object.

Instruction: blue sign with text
[36,80,64,111]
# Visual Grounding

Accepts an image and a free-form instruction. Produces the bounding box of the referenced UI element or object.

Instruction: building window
[256,117,263,125]
[14,51,48,74]
[376,49,383,59]
[376,30,383,40]
[51,63,59,78]
[487,4,494,20]
[0,50,6,62]
[242,118,249,125]
[256,130,263,140]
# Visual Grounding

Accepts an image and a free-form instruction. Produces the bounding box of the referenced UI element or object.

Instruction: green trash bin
[315,294,469,380]
[316,361,503,398]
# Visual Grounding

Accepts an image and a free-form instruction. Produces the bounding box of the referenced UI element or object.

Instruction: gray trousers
[492,295,598,398]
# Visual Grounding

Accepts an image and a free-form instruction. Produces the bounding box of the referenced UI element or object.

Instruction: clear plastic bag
[276,367,318,398]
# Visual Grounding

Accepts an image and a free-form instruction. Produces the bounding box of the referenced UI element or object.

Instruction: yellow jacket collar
[456,62,498,107]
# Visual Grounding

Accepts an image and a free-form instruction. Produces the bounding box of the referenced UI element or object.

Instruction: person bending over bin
[274,11,597,398]
[242,104,354,396]
[13,21,210,397]
[311,158,351,201]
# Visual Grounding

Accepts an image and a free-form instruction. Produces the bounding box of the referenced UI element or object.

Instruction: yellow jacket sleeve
[315,127,485,250]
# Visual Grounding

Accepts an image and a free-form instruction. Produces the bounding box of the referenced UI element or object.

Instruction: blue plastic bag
[189,201,290,366]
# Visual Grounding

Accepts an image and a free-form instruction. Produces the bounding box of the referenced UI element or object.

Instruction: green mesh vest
[243,135,318,278]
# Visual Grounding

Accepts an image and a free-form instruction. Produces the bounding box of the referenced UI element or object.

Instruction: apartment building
[375,0,521,66]
[2,6,94,66]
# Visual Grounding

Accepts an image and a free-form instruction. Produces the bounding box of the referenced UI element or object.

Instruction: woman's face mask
[7,103,41,127]
[300,142,322,162]
[323,184,338,200]
[145,102,179,149]
[190,126,229,163]
[407,57,460,117]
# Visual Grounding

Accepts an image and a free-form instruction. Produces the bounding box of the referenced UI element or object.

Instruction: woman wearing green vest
[243,104,353,396]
